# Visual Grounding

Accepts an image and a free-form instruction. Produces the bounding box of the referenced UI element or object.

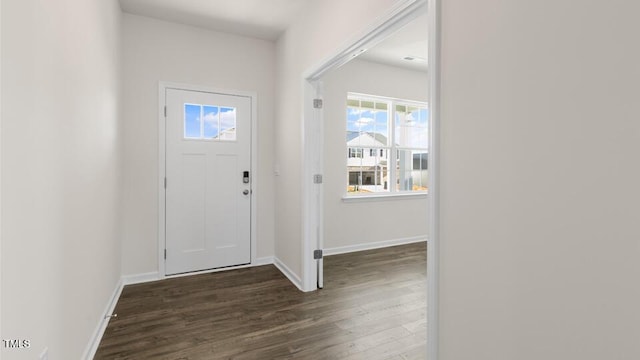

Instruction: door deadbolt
[243,190,250,195]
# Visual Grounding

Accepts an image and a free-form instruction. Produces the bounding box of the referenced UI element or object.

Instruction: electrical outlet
[39,347,49,360]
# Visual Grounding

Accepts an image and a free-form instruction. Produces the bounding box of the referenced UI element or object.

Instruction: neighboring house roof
[213,127,236,140]
[346,131,388,146]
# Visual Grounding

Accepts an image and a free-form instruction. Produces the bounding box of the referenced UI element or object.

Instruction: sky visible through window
[184,103,237,140]
[347,107,389,143]
[347,101,428,148]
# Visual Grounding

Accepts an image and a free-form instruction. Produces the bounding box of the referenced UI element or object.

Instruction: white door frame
[300,0,440,358]
[0,0,3,324]
[158,82,259,278]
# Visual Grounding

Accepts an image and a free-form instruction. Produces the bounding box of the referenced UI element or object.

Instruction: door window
[184,103,237,141]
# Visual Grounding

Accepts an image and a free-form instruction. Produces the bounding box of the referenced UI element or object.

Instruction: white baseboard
[120,259,273,286]
[162,257,276,280]
[82,277,123,360]
[323,236,427,256]
[253,256,274,266]
[122,271,160,286]
[273,257,303,291]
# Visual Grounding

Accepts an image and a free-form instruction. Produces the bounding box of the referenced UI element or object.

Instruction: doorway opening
[300,0,440,358]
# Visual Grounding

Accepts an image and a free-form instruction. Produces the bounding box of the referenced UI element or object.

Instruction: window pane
[347,147,390,194]
[203,105,219,139]
[358,109,375,133]
[184,104,236,141]
[347,98,389,148]
[396,125,427,148]
[346,94,427,195]
[396,149,428,191]
[395,104,428,149]
[374,109,389,146]
[361,100,375,109]
[184,104,202,138]
[409,106,428,127]
[219,107,237,141]
[346,105,363,147]
[348,148,363,158]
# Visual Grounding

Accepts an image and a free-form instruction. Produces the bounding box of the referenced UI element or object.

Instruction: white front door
[165,88,252,275]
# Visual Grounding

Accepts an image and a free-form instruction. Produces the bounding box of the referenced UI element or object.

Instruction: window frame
[345,93,428,200]
[182,102,238,142]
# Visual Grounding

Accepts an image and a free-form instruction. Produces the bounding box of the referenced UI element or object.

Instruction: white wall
[322,59,428,250]
[121,14,276,276]
[1,0,123,358]
[275,0,407,283]
[438,0,640,359]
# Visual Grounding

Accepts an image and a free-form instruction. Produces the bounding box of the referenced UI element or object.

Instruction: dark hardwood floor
[94,242,427,359]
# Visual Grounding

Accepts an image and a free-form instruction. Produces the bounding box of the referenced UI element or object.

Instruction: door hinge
[313,98,323,109]
[164,249,167,259]
[164,106,167,117]
[313,249,323,260]
[313,174,323,184]
[164,177,167,189]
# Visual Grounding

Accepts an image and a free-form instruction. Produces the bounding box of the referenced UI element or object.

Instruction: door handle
[243,190,250,195]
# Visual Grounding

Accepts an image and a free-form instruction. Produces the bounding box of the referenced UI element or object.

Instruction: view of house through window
[347,94,428,195]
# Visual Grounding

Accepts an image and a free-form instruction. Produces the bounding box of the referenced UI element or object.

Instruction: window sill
[342,191,428,203]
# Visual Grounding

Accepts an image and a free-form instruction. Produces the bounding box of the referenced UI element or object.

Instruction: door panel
[165,88,251,275]
[180,153,206,252]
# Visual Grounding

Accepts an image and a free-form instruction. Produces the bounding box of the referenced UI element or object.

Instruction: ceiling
[119,0,427,71]
[119,0,311,41]
[359,11,428,72]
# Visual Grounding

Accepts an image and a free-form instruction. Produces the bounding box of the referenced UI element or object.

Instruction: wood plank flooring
[94,242,427,359]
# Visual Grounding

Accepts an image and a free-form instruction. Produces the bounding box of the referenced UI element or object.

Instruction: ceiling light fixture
[403,56,427,63]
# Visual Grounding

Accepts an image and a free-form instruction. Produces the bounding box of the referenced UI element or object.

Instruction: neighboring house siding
[347,131,388,187]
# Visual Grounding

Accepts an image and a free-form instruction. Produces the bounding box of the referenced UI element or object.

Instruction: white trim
[158,81,259,279]
[162,262,256,279]
[158,84,167,278]
[253,256,275,266]
[348,92,428,107]
[299,0,437,357]
[121,256,276,285]
[345,93,429,198]
[0,0,3,341]
[324,236,427,256]
[342,192,428,202]
[300,79,322,292]
[301,0,428,291]
[274,257,304,291]
[427,0,441,358]
[82,278,123,360]
[304,0,426,81]
[122,272,161,286]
